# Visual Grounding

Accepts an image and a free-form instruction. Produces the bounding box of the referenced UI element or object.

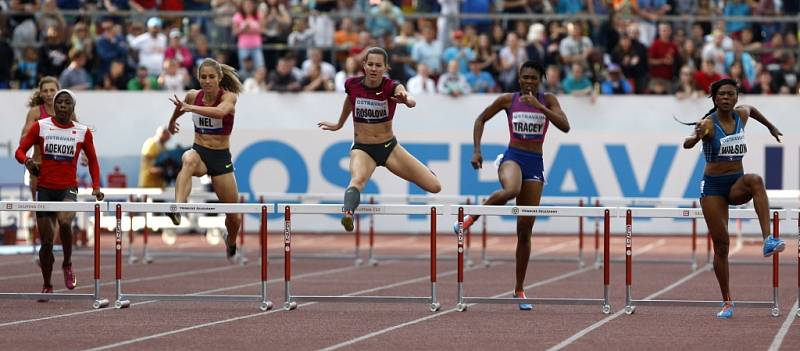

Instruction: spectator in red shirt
[164,30,193,71]
[648,23,678,93]
[15,90,104,300]
[694,60,724,94]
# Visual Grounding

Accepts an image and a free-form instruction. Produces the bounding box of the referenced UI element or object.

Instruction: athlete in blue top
[458,61,570,310]
[683,78,785,318]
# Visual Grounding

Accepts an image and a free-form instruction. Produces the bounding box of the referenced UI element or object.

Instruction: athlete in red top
[167,58,243,261]
[318,47,442,231]
[16,89,104,300]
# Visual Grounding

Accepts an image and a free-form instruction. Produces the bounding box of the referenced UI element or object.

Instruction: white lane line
[0,263,361,328]
[768,299,799,351]
[546,242,745,351]
[81,263,492,351]
[318,265,594,351]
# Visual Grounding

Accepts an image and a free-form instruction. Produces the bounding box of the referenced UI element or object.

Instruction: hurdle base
[462,296,606,306]
[114,299,131,309]
[0,292,97,301]
[93,298,110,309]
[120,293,264,302]
[288,295,434,306]
[628,299,778,316]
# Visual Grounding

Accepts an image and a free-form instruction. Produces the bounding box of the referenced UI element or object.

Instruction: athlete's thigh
[182,149,208,177]
[349,149,378,183]
[728,174,756,206]
[211,173,239,203]
[498,160,523,195]
[384,145,438,189]
[700,196,730,243]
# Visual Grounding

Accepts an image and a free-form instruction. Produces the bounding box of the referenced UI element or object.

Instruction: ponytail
[28,76,60,108]
[198,58,243,94]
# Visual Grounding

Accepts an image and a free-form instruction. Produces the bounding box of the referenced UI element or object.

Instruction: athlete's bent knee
[713,242,730,258]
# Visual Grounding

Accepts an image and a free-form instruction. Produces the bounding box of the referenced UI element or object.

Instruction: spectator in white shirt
[302,48,336,80]
[437,59,471,96]
[244,67,270,93]
[129,17,167,76]
[406,63,437,94]
[335,56,362,92]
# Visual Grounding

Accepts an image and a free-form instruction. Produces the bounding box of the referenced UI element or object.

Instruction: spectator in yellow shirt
[139,126,171,188]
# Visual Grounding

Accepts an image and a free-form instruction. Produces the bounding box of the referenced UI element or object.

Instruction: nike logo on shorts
[225,163,232,169]
[384,142,392,148]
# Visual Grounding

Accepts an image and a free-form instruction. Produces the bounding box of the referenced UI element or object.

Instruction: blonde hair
[28,76,60,108]
[197,58,243,94]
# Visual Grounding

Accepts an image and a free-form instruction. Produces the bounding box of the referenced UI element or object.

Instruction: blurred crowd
[0,0,798,97]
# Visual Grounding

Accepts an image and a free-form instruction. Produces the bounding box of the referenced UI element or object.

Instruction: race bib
[718,132,747,158]
[193,113,223,133]
[511,111,546,138]
[42,132,78,161]
[354,97,389,121]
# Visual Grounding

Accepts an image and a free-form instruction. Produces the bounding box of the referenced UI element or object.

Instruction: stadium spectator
[38,26,70,79]
[366,0,404,39]
[648,23,678,91]
[232,0,265,70]
[15,47,38,89]
[412,23,444,76]
[437,59,472,96]
[464,59,497,93]
[541,64,564,94]
[302,48,336,80]
[139,126,171,188]
[498,32,527,91]
[694,59,724,94]
[301,62,335,92]
[559,21,593,67]
[130,17,167,76]
[384,32,414,84]
[165,30,194,71]
[127,65,159,90]
[600,63,634,94]
[442,30,475,74]
[268,56,301,92]
[562,62,593,95]
[612,30,649,94]
[406,63,437,94]
[244,67,270,93]
[772,52,799,94]
[728,60,752,93]
[335,56,361,92]
[59,48,92,90]
[674,65,700,99]
[751,69,780,94]
[158,58,190,91]
[95,19,128,82]
[100,60,129,90]
[635,0,671,47]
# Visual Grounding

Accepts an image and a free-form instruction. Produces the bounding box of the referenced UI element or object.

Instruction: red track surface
[0,232,797,351]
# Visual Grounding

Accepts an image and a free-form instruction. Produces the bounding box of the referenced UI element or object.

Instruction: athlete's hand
[519,91,543,109]
[25,158,40,176]
[391,91,416,108]
[169,94,192,113]
[770,127,783,143]
[694,118,712,139]
[168,119,180,135]
[317,121,341,131]
[92,188,104,201]
[471,152,483,170]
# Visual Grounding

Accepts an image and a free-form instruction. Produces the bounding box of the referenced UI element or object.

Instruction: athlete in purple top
[458,61,570,310]
[318,47,442,231]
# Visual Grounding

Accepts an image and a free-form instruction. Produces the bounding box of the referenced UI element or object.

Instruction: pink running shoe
[37,285,53,303]
[63,264,77,290]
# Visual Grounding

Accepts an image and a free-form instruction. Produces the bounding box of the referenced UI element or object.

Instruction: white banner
[1,92,796,235]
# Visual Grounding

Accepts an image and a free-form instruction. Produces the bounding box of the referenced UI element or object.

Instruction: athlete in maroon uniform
[318,47,442,231]
[167,58,243,261]
[462,61,570,309]
[16,90,104,300]
[20,77,60,199]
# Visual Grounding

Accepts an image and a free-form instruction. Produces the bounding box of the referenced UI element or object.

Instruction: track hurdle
[477,196,588,269]
[363,194,473,266]
[794,209,800,317]
[257,193,364,265]
[624,208,784,317]
[0,201,109,309]
[454,205,611,313]
[279,204,442,312]
[594,197,700,270]
[112,202,274,311]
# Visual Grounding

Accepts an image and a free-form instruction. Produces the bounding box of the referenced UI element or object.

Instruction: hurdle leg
[456,207,467,312]
[465,198,473,267]
[114,205,130,309]
[624,210,635,315]
[283,207,297,311]
[92,205,109,309]
[797,215,799,317]
[602,209,611,314]
[690,201,697,271]
[126,196,138,264]
[771,211,780,317]
[259,206,272,311]
[578,199,585,269]
[236,195,248,265]
[481,213,489,267]
[367,211,378,266]
[142,212,152,264]
[429,207,440,312]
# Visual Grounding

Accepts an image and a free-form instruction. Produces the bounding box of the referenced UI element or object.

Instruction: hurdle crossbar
[0,201,110,309]
[478,196,588,269]
[278,204,442,312]
[112,202,274,311]
[453,205,611,313]
[594,197,700,270]
[363,195,474,266]
[624,209,782,317]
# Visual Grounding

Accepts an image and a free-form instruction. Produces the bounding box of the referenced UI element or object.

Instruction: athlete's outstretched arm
[318,95,352,131]
[167,92,194,134]
[172,92,236,119]
[739,105,783,143]
[471,94,512,169]
[391,84,416,108]
[683,117,712,149]
[540,93,570,132]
